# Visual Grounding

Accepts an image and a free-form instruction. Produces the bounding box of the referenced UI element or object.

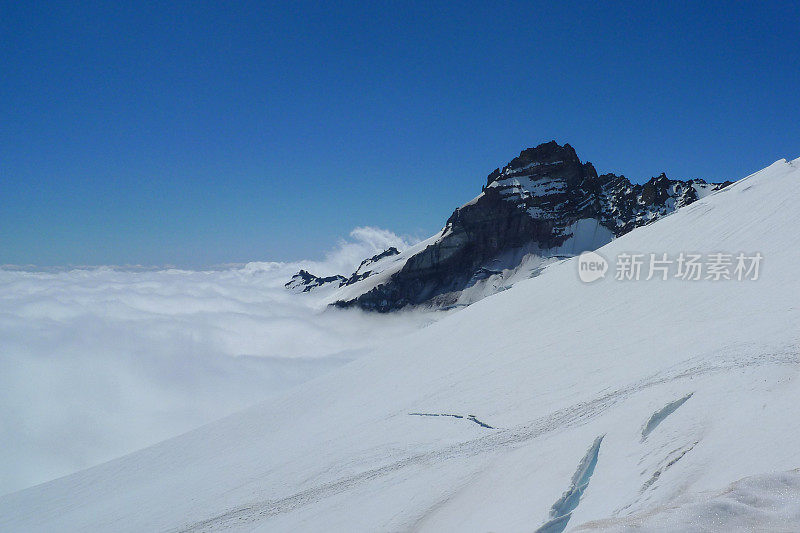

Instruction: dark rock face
[285,270,347,292]
[334,141,731,312]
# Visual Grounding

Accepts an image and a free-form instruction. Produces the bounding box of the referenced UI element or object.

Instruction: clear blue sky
[2,1,799,267]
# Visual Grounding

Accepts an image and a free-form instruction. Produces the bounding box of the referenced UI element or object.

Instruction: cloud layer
[0,227,430,495]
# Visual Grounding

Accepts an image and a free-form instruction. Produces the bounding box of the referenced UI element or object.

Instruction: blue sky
[2,1,799,267]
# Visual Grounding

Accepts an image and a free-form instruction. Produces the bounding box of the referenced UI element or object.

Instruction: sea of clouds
[0,227,436,496]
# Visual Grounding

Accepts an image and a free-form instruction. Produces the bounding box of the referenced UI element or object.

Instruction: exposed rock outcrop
[285,270,347,293]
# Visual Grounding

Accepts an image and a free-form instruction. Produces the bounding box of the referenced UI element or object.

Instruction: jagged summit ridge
[285,270,347,292]
[482,141,730,238]
[286,247,400,293]
[332,141,731,311]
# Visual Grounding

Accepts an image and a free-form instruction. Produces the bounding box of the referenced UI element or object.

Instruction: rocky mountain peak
[486,141,594,187]
[331,142,732,312]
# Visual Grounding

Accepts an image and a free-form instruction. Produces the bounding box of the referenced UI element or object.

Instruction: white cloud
[0,228,432,496]
[302,226,417,276]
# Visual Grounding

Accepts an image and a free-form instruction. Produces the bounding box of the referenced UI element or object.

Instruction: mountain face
[285,247,400,292]
[333,141,731,312]
[343,247,400,285]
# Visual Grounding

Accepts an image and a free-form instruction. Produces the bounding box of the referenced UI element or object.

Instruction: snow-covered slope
[2,158,799,532]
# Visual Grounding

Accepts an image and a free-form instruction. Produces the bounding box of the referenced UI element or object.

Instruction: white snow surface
[3,158,800,532]
[577,469,800,531]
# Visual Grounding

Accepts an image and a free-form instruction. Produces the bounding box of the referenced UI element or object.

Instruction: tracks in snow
[641,441,698,493]
[174,349,799,532]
